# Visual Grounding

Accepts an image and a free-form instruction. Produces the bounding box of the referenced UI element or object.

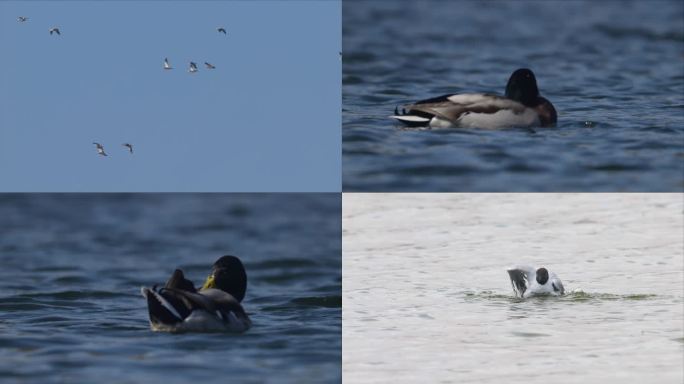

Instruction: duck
[141,255,252,333]
[391,68,556,129]
[507,265,564,298]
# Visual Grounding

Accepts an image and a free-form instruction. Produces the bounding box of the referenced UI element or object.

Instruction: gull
[217,27,226,35]
[17,16,29,22]
[49,27,61,35]
[163,58,172,70]
[123,143,133,154]
[507,265,564,298]
[93,142,107,157]
[188,62,198,73]
[204,62,216,69]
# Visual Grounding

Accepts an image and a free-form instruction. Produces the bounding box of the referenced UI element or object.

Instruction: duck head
[505,68,540,106]
[201,255,247,302]
[535,267,549,285]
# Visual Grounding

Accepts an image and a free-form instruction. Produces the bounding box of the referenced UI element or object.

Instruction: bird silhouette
[93,142,107,156]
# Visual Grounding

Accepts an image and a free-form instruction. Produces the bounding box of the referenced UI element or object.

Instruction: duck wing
[406,94,525,121]
[141,286,194,325]
[165,287,248,319]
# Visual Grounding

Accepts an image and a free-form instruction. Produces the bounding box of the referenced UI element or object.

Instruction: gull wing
[506,265,536,298]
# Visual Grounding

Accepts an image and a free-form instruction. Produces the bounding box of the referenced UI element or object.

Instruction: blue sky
[0,0,341,192]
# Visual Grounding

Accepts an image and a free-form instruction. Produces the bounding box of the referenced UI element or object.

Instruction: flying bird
[188,62,198,73]
[17,16,29,22]
[49,27,60,35]
[93,142,107,157]
[163,58,172,70]
[217,27,226,35]
[204,62,215,69]
[123,143,133,154]
[507,265,564,298]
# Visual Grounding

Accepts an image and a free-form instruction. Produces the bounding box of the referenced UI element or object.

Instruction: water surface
[343,0,684,191]
[0,194,341,383]
[343,194,683,383]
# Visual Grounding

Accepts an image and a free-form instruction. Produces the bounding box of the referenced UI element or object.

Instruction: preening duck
[141,255,252,333]
[391,68,556,129]
[507,265,564,298]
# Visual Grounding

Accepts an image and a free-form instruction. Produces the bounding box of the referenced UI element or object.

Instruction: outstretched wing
[507,265,536,298]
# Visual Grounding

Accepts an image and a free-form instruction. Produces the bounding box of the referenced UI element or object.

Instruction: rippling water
[343,0,684,191]
[0,194,341,383]
[343,194,684,383]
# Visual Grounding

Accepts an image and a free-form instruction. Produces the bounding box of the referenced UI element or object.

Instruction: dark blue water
[0,194,341,383]
[343,0,684,191]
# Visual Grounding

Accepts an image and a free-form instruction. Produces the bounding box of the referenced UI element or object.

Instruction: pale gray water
[343,194,683,383]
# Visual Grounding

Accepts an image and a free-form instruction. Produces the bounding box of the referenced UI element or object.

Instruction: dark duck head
[201,255,247,302]
[505,68,540,106]
[506,68,557,126]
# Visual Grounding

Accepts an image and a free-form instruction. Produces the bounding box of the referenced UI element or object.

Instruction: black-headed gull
[17,16,29,22]
[49,27,60,35]
[217,27,226,35]
[204,62,215,69]
[507,265,564,298]
[93,142,107,157]
[188,62,198,73]
[123,143,133,154]
[163,58,172,70]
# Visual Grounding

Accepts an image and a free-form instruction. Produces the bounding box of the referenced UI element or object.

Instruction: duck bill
[201,274,216,290]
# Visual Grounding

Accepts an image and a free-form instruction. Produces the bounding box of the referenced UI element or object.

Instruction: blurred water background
[343,0,684,191]
[0,194,341,383]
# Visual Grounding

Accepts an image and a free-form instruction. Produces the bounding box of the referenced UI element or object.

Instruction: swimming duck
[507,265,564,298]
[391,68,556,129]
[141,255,252,333]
